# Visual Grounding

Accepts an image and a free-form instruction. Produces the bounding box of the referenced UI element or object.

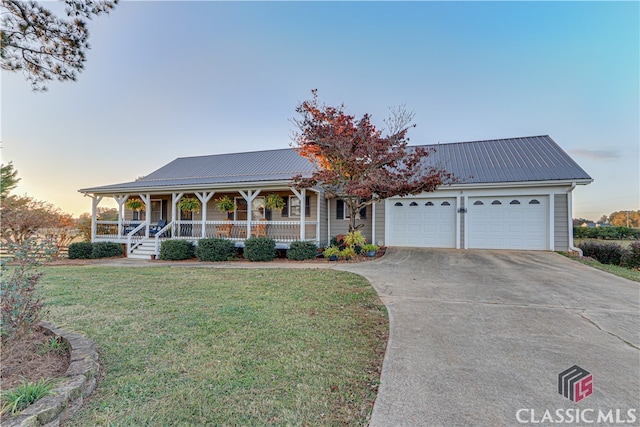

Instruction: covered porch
[87,187,321,257]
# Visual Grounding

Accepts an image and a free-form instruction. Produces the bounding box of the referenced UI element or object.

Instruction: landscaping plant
[243,237,276,261]
[286,241,317,260]
[0,238,54,341]
[0,378,58,416]
[159,240,195,260]
[196,238,237,261]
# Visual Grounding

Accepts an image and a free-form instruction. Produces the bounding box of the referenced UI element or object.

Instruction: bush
[323,246,341,259]
[286,241,317,261]
[0,239,54,341]
[573,226,640,240]
[68,242,93,259]
[621,241,640,269]
[243,237,276,262]
[576,241,627,266]
[91,242,123,259]
[196,238,236,261]
[159,240,195,260]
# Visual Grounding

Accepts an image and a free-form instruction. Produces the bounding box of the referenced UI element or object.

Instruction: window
[410,201,418,206]
[336,199,366,220]
[441,201,451,206]
[285,195,311,218]
[491,200,502,205]
[473,201,483,205]
[425,201,434,206]
[529,199,540,205]
[394,202,403,206]
[234,198,248,221]
[510,200,521,205]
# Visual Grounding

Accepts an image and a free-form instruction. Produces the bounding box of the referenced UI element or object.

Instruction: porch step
[127,241,157,260]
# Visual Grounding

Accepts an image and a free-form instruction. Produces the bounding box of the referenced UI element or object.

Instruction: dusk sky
[2,1,638,220]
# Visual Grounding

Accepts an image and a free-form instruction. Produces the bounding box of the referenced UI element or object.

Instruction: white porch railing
[126,222,147,254]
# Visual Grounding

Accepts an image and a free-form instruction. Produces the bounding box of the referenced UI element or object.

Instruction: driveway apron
[338,248,640,427]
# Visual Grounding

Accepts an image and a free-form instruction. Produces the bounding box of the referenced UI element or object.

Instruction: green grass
[560,253,640,283]
[39,267,388,426]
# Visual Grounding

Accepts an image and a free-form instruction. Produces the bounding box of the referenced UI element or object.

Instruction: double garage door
[387,196,548,250]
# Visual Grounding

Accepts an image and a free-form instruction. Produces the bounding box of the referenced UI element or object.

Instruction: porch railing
[96,220,319,247]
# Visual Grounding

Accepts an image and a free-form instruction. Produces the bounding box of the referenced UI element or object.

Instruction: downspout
[567,182,583,257]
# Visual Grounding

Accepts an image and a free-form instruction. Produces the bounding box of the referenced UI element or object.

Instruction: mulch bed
[1,327,70,391]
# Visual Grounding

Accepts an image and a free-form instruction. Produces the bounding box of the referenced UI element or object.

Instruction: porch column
[172,193,184,238]
[91,195,103,242]
[139,193,151,237]
[291,188,306,240]
[195,191,215,238]
[114,195,129,237]
[239,189,261,238]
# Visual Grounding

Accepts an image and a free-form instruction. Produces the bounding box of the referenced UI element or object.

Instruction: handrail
[126,222,147,254]
[154,221,174,256]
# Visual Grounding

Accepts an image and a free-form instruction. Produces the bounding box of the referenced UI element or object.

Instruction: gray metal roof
[417,135,592,184]
[79,135,591,194]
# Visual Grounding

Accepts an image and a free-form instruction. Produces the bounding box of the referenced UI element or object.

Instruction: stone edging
[3,321,100,427]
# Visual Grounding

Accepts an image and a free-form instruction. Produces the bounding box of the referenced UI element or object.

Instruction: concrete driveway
[338,248,640,427]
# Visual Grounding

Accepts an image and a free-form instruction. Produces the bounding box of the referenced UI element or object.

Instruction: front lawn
[39,267,388,426]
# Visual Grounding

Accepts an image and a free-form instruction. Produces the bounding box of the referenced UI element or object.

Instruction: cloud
[569,149,620,160]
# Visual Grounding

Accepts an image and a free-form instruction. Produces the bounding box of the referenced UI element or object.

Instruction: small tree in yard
[1,238,55,342]
[291,90,452,232]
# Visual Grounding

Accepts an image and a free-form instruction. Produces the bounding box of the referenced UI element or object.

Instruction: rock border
[3,322,100,427]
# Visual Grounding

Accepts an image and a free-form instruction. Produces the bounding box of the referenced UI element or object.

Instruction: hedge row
[576,240,640,269]
[158,238,318,262]
[68,242,123,259]
[573,226,640,240]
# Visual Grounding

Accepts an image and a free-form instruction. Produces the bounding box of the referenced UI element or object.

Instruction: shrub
[91,242,123,259]
[159,240,195,260]
[576,241,627,266]
[287,241,317,261]
[196,238,236,261]
[573,226,640,240]
[68,242,93,259]
[344,230,366,248]
[243,237,276,262]
[0,239,54,342]
[621,241,640,269]
[323,246,341,259]
[340,247,356,260]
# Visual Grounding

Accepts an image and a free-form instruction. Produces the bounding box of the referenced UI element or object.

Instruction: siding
[328,199,373,243]
[554,193,569,251]
[317,189,328,247]
[374,202,386,246]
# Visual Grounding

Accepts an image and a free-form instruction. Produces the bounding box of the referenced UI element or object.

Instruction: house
[581,221,597,228]
[79,135,592,258]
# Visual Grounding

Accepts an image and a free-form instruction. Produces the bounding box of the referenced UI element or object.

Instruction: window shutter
[305,196,311,217]
[336,199,344,219]
[265,209,272,221]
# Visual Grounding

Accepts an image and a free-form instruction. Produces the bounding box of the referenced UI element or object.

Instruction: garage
[466,196,548,250]
[387,197,457,248]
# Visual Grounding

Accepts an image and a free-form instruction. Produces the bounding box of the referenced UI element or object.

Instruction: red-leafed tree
[291,90,452,232]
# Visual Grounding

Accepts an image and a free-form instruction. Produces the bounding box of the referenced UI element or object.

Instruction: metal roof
[417,135,592,184]
[79,135,591,194]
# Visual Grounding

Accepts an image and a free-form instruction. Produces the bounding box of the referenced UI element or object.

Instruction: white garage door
[387,198,456,248]
[467,196,547,250]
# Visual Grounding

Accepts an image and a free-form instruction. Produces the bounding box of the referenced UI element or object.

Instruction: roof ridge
[174,147,295,161]
[417,135,551,148]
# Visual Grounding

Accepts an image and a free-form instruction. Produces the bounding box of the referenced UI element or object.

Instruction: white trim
[463,195,468,249]
[371,202,376,246]
[548,193,555,251]
[455,195,461,249]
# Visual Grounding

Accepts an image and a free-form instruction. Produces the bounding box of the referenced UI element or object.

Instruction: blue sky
[2,1,638,219]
